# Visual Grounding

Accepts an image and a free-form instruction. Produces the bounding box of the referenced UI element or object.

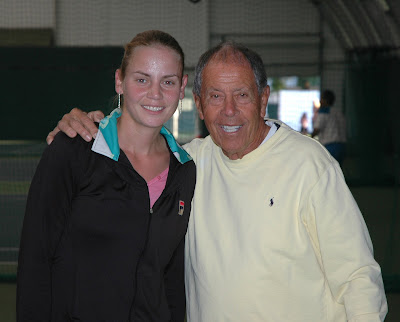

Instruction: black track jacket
[17,131,196,322]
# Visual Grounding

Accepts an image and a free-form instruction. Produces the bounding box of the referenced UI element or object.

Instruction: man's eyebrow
[233,87,249,92]
[206,87,223,92]
[206,87,249,93]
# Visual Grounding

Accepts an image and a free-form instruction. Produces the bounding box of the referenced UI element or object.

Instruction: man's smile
[220,125,243,133]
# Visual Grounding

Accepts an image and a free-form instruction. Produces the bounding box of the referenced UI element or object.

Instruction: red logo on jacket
[178,200,185,216]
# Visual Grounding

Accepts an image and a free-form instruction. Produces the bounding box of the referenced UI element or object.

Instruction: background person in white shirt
[312,89,347,166]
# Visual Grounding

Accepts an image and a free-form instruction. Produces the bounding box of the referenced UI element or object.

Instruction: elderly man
[47,41,387,321]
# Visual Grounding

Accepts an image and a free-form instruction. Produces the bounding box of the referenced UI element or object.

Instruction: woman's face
[115,45,188,130]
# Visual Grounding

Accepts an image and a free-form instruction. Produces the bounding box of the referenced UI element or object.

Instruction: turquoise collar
[91,108,192,164]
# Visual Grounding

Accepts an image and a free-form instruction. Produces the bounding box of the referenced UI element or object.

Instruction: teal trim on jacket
[95,108,192,164]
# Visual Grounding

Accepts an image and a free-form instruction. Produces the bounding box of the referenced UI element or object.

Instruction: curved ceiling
[311,0,400,53]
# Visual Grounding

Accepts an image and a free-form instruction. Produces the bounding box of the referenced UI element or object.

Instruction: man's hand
[46,108,105,145]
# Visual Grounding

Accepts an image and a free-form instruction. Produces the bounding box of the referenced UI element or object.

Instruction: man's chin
[220,145,245,160]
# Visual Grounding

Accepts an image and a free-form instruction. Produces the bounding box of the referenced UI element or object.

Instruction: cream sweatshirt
[183,120,387,322]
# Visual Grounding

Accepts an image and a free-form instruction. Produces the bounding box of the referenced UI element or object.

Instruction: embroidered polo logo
[269,198,274,207]
[178,200,185,215]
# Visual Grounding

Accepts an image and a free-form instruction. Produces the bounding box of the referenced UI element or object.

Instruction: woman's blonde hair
[119,30,185,80]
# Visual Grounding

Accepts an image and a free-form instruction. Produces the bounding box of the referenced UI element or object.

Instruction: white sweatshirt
[183,120,387,322]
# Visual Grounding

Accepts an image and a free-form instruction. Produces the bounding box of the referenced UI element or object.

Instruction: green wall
[0,47,124,140]
[343,55,400,186]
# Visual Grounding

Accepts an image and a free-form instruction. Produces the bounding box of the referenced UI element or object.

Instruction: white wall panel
[0,0,347,89]
[210,0,319,34]
[55,0,208,68]
[209,0,322,76]
[208,0,346,79]
[0,0,55,28]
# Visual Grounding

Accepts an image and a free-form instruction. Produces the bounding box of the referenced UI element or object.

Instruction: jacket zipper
[128,156,181,319]
[128,205,153,320]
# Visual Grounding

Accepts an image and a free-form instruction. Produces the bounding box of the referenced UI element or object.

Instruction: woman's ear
[180,74,189,99]
[115,69,123,94]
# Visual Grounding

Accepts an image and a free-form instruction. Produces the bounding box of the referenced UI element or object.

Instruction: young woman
[17,30,196,322]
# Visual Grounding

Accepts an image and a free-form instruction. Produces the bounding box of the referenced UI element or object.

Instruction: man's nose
[222,97,238,116]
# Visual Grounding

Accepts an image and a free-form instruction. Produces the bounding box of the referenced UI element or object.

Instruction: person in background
[312,89,347,166]
[300,111,309,134]
[46,41,387,321]
[17,30,196,322]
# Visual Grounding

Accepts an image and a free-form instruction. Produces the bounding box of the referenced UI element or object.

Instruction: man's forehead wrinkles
[205,86,249,93]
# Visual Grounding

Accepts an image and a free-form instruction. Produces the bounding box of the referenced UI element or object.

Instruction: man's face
[194,57,270,160]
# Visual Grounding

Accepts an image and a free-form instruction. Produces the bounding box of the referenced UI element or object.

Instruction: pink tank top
[147,167,169,208]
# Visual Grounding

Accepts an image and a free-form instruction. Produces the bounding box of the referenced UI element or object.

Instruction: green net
[0,141,45,281]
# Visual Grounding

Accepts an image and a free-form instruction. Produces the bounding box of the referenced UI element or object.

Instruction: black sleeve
[164,236,186,322]
[16,134,82,321]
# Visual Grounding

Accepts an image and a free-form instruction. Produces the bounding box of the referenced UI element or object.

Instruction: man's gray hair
[193,41,268,97]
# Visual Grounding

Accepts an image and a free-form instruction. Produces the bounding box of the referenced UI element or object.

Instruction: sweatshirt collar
[91,108,192,164]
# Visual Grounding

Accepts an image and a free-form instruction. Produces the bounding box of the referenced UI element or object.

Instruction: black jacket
[17,132,196,321]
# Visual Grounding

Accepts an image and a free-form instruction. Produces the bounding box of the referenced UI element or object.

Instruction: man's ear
[260,85,270,118]
[115,69,123,94]
[194,94,204,120]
